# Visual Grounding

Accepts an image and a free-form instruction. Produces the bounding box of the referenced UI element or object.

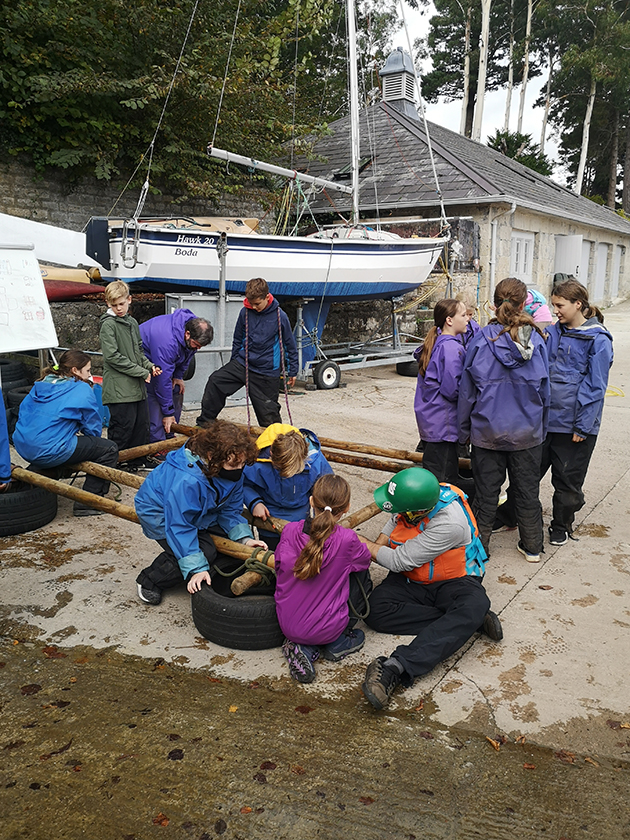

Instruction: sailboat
[85,0,447,304]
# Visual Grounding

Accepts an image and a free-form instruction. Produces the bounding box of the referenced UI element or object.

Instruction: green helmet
[373,468,440,515]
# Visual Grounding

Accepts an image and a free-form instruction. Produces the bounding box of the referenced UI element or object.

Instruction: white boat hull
[98,223,446,301]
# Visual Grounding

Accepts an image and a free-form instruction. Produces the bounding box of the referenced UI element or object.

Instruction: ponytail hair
[292,474,351,580]
[418,299,464,376]
[491,278,546,343]
[552,279,604,323]
[39,349,92,383]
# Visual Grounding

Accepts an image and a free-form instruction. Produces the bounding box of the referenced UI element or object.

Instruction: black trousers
[198,358,282,428]
[366,573,490,681]
[422,441,476,501]
[136,529,219,592]
[495,433,598,534]
[471,444,543,555]
[54,434,119,497]
[107,400,149,466]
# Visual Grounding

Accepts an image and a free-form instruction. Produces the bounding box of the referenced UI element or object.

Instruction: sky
[395,0,563,180]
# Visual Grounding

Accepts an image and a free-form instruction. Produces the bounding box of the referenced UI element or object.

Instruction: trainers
[136,583,162,606]
[481,610,503,641]
[492,518,517,534]
[361,656,401,710]
[548,525,568,546]
[143,453,167,469]
[517,540,541,563]
[282,639,320,684]
[73,503,104,517]
[321,629,365,662]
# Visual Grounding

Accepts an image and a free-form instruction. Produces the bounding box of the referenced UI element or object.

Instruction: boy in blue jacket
[134,421,267,605]
[197,277,298,428]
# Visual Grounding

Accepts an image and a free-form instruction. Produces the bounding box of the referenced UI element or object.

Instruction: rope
[348,572,370,620]
[244,310,252,430]
[210,547,276,585]
[210,0,243,148]
[277,308,293,425]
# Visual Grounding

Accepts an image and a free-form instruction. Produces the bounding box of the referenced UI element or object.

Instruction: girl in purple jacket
[414,299,469,490]
[544,280,613,545]
[458,278,550,561]
[274,474,372,684]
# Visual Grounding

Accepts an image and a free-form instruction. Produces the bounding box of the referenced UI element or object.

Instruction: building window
[510,231,535,283]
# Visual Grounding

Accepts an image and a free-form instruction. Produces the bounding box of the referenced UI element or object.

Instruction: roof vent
[379,48,419,119]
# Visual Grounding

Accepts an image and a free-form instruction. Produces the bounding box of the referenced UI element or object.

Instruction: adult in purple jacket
[458,278,550,561]
[139,309,213,443]
[414,299,471,494]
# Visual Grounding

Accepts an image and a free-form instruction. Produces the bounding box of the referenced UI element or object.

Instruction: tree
[487,129,553,175]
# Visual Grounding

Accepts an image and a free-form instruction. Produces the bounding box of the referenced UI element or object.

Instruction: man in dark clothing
[197,277,298,428]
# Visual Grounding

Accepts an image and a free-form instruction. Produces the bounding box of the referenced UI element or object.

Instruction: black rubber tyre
[396,360,419,377]
[183,356,196,381]
[0,480,58,536]
[0,359,27,381]
[2,379,29,406]
[191,581,283,651]
[313,360,341,390]
[7,385,32,408]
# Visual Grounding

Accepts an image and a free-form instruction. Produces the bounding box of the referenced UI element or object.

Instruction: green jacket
[99,311,154,404]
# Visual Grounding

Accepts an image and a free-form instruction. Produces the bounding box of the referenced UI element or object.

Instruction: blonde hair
[293,474,350,580]
[270,431,308,478]
[105,280,130,305]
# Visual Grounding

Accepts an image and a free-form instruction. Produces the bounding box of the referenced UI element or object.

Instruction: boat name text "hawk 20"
[176,234,216,246]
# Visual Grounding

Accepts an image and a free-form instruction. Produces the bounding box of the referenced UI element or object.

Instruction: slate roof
[298,103,630,237]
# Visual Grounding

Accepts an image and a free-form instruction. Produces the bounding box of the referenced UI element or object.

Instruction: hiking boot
[282,639,320,684]
[136,583,162,606]
[548,525,568,546]
[517,540,541,563]
[73,502,104,517]
[481,610,503,641]
[362,656,401,710]
[321,629,365,662]
[143,453,168,469]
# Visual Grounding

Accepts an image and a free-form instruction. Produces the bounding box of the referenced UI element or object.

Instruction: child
[99,280,161,471]
[13,350,119,516]
[459,298,481,350]
[243,423,333,548]
[274,474,372,683]
[525,288,554,328]
[134,421,267,605]
[414,299,471,492]
[197,277,298,428]
[457,277,550,561]
[543,279,613,545]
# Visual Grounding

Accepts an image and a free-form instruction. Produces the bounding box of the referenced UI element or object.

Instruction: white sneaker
[517,541,540,563]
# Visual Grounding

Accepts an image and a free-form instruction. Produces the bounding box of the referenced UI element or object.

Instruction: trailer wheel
[191,582,283,651]
[396,361,419,378]
[0,480,58,536]
[313,361,341,390]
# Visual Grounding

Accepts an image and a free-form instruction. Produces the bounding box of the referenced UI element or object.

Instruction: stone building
[299,48,630,310]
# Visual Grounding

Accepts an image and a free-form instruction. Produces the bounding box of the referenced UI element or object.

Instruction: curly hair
[187,421,258,477]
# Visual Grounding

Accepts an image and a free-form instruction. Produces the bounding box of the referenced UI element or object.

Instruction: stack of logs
[11,423,471,594]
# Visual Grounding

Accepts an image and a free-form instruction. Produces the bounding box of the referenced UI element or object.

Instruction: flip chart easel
[0,243,58,354]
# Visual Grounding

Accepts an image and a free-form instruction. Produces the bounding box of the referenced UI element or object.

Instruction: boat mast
[346,0,361,224]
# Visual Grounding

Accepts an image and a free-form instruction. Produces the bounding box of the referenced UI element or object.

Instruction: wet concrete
[2,639,629,840]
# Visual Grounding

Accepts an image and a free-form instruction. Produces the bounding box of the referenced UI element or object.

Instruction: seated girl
[274,474,372,683]
[135,420,267,605]
[243,424,333,548]
[13,349,118,516]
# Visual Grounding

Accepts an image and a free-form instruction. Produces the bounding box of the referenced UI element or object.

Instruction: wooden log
[72,461,144,490]
[250,514,287,534]
[117,435,187,463]
[11,465,260,562]
[231,555,275,596]
[321,449,407,473]
[340,501,382,529]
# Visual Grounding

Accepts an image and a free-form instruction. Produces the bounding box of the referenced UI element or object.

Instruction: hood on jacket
[244,294,276,311]
[28,377,89,404]
[559,316,613,343]
[483,323,537,367]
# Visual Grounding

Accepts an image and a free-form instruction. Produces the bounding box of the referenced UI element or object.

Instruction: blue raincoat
[134,445,253,579]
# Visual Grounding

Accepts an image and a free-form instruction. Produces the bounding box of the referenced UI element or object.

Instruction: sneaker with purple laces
[321,629,365,662]
[282,639,320,683]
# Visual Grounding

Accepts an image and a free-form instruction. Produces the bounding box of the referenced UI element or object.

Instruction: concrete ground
[2,299,630,764]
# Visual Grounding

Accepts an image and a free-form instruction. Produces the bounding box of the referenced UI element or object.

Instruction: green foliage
[487,129,553,176]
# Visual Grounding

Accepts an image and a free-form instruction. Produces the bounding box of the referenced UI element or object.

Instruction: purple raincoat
[461,318,481,350]
[414,334,465,443]
[274,521,372,645]
[139,309,198,419]
[457,324,550,451]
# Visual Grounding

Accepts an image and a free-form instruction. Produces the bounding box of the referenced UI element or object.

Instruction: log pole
[340,501,382,529]
[72,462,144,490]
[117,436,187,464]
